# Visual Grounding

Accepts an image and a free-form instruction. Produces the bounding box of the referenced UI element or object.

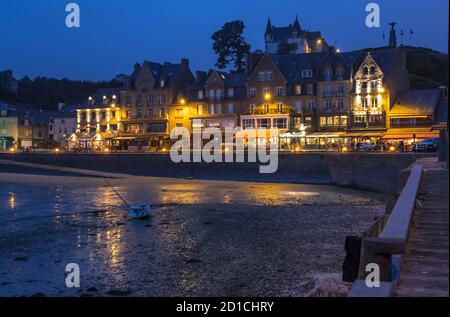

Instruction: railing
[348,164,424,297]
[245,109,292,115]
[323,91,345,98]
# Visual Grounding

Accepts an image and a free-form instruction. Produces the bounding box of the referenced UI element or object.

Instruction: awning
[113,137,136,140]
[343,131,386,138]
[382,131,439,140]
[305,132,345,138]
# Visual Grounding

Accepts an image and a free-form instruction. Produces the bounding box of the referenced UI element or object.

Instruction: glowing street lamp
[180,98,186,105]
[264,93,271,101]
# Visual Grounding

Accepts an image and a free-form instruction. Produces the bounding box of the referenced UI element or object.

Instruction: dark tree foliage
[212,20,251,72]
[403,46,449,89]
[0,77,123,110]
[277,42,298,55]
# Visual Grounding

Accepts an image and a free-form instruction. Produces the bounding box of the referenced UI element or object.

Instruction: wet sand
[0,172,386,297]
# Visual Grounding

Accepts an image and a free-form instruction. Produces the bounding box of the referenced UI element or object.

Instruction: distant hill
[0,77,123,111]
[403,46,449,89]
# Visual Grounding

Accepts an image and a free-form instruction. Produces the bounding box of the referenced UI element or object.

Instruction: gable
[355,53,384,79]
[205,71,225,88]
[248,54,287,85]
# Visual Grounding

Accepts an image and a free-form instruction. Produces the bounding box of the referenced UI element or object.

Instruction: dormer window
[301,70,313,78]
[142,81,149,93]
[325,69,333,81]
[160,80,165,88]
[337,68,344,80]
[198,90,204,99]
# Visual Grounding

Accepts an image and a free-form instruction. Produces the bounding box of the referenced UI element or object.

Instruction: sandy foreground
[0,171,386,297]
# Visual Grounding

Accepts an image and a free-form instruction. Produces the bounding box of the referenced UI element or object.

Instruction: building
[382,89,445,143]
[243,51,329,148]
[0,103,55,150]
[0,70,18,94]
[115,58,194,151]
[265,16,331,55]
[170,70,248,139]
[0,102,18,150]
[73,88,123,151]
[50,103,78,149]
[74,58,194,151]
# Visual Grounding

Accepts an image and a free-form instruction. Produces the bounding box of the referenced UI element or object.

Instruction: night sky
[0,0,448,81]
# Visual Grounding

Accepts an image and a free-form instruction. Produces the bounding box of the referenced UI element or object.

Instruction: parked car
[414,138,439,152]
[354,142,375,152]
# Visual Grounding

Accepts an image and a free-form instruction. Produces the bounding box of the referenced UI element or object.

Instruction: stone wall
[0,153,436,194]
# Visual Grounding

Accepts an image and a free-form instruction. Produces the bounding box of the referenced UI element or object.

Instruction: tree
[212,20,251,72]
[277,42,298,55]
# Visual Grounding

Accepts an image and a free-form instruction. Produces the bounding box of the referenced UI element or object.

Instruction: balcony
[323,91,345,98]
[245,108,292,115]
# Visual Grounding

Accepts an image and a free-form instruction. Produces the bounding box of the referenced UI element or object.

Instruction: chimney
[181,58,189,69]
[134,63,141,73]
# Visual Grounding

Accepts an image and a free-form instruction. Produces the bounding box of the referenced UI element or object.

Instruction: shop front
[279,131,349,152]
[0,136,14,151]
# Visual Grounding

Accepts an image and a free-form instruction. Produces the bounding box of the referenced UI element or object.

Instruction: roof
[223,73,248,87]
[433,97,448,124]
[269,52,329,83]
[391,89,443,116]
[187,70,247,90]
[2,104,56,124]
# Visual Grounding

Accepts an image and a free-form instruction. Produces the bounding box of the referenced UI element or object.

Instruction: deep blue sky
[0,0,448,81]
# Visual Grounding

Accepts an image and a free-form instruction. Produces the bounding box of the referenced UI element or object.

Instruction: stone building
[50,104,78,149]
[0,103,54,150]
[170,70,248,136]
[118,58,194,151]
[265,16,331,54]
[73,88,123,150]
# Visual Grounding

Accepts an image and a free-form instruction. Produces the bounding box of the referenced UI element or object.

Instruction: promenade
[396,158,449,297]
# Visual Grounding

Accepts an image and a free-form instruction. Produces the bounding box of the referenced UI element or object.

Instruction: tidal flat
[0,172,386,297]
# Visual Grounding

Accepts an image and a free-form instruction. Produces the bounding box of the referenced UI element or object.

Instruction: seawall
[0,153,436,194]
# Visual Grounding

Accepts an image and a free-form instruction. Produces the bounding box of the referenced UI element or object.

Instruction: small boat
[129,204,152,219]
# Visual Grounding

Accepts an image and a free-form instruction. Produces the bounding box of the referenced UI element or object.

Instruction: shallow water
[0,173,386,297]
